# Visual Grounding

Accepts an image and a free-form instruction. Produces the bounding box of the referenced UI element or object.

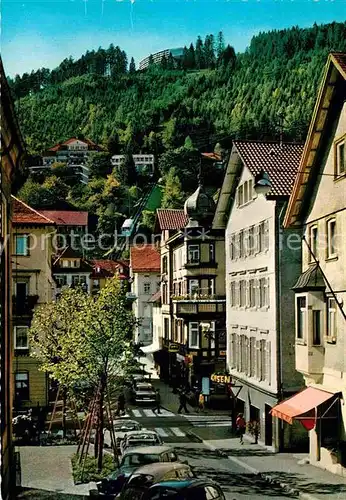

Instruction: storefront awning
[271,387,336,430]
[140,341,160,354]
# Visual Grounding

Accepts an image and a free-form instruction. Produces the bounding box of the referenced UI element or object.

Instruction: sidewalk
[18,445,97,497]
[201,435,346,500]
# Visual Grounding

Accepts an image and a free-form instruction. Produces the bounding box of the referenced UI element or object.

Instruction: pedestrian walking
[154,388,161,415]
[236,413,246,444]
[115,392,125,417]
[177,390,189,414]
[197,393,205,413]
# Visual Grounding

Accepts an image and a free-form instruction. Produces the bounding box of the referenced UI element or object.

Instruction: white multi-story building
[111,154,155,174]
[213,139,305,450]
[130,244,161,345]
[278,52,346,474]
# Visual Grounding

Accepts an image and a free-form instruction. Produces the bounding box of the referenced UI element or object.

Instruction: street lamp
[254,170,272,196]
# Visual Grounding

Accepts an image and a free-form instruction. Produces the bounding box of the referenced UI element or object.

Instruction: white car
[112,419,142,449]
[120,430,163,455]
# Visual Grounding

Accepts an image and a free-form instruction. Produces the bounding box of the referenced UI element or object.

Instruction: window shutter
[264,220,270,251]
[266,341,271,385]
[266,277,270,307]
[255,279,259,308]
[255,340,260,379]
[245,280,250,308]
[255,224,260,253]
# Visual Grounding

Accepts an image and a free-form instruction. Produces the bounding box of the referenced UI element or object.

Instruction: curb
[197,438,321,500]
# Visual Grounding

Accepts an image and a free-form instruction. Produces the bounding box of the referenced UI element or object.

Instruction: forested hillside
[10,22,346,155]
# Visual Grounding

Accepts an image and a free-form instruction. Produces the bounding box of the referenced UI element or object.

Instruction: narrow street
[111,405,295,499]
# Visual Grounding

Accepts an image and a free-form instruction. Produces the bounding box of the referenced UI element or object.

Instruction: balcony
[295,342,325,382]
[172,294,226,317]
[184,260,218,269]
[12,295,39,316]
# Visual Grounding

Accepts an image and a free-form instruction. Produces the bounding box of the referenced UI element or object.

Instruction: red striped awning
[271,387,336,431]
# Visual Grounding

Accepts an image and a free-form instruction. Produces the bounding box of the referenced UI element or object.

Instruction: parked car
[133,382,156,405]
[145,478,226,499]
[119,462,194,499]
[96,445,179,497]
[112,420,142,450]
[120,430,162,455]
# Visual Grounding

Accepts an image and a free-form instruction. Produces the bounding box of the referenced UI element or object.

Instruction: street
[115,406,295,500]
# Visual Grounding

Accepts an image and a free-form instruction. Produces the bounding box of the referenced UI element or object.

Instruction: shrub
[71,453,116,484]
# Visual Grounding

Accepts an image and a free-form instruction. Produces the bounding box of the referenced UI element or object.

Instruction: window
[239,280,246,307]
[296,296,307,340]
[239,231,245,258]
[163,283,168,304]
[62,260,70,268]
[164,318,169,340]
[250,337,255,377]
[230,234,236,260]
[15,372,29,401]
[55,275,67,287]
[189,279,199,295]
[258,222,265,252]
[14,326,29,349]
[310,225,318,260]
[72,275,87,287]
[143,282,151,294]
[162,256,168,274]
[189,322,199,348]
[336,140,345,176]
[15,235,29,256]
[237,184,244,206]
[230,282,236,307]
[209,242,215,262]
[243,181,248,204]
[249,279,256,307]
[230,333,236,368]
[259,278,268,307]
[327,219,337,258]
[312,310,321,345]
[248,226,255,256]
[260,340,266,381]
[93,279,100,290]
[173,253,176,271]
[327,297,337,341]
[187,244,200,263]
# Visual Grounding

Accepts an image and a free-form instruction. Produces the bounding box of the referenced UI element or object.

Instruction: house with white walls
[213,139,305,450]
[130,244,161,345]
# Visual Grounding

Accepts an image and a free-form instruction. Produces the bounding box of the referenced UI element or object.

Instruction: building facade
[52,246,93,297]
[139,48,184,70]
[12,198,56,409]
[90,259,129,294]
[1,57,26,500]
[278,53,346,473]
[130,245,161,345]
[111,154,155,175]
[29,137,101,184]
[214,140,305,450]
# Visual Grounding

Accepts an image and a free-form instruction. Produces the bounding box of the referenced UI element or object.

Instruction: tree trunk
[97,377,106,472]
[62,388,67,439]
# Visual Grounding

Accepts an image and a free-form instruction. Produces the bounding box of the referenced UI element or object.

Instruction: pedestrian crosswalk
[120,408,175,418]
[119,409,233,428]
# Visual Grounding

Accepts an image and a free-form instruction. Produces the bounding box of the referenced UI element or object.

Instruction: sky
[2,0,346,77]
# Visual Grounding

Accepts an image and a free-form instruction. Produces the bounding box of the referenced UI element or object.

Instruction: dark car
[96,446,179,497]
[120,462,194,499]
[145,478,226,499]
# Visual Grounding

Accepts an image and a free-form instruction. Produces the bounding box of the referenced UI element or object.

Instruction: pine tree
[217,31,225,63]
[129,57,136,73]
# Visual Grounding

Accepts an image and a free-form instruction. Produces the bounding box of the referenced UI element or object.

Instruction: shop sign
[210,373,231,384]
[219,350,226,357]
[168,342,180,353]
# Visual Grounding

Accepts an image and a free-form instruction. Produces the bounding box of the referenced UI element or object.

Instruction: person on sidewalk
[197,393,205,413]
[153,389,161,415]
[177,390,189,414]
[115,392,125,417]
[236,413,246,444]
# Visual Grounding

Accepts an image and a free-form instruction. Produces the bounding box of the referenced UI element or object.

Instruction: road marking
[193,422,231,427]
[203,441,259,474]
[143,409,156,417]
[155,428,169,437]
[171,427,186,437]
[159,409,175,417]
[132,410,141,417]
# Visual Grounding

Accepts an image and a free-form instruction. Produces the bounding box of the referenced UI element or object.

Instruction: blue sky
[2,0,346,77]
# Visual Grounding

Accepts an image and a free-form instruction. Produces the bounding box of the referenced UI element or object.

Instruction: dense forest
[13,21,346,255]
[10,22,346,156]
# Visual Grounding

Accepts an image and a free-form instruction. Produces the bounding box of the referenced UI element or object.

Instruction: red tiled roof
[130,245,160,272]
[233,140,304,197]
[156,209,188,231]
[91,259,129,278]
[201,152,222,161]
[12,196,55,225]
[47,137,100,152]
[40,210,88,226]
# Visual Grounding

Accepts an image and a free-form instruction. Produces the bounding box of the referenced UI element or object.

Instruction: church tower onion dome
[184,177,216,228]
